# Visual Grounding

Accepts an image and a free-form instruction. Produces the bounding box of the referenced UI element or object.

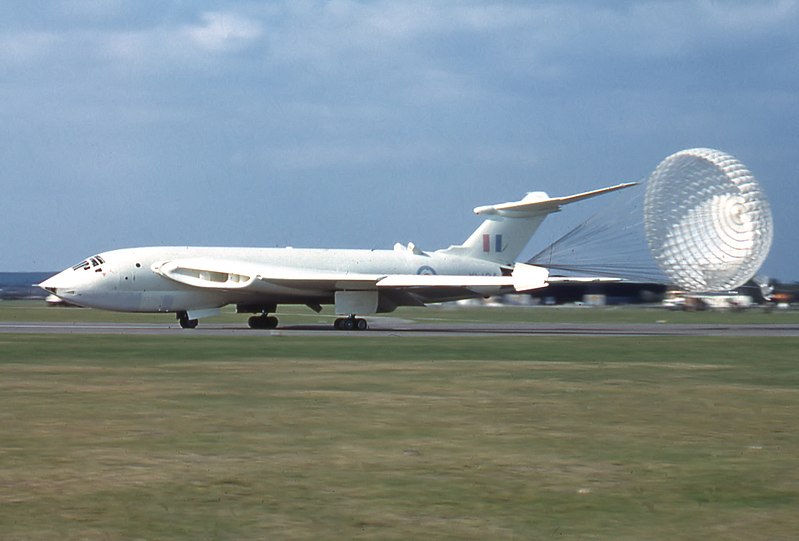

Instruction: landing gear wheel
[178,313,198,329]
[248,315,279,329]
[333,317,368,331]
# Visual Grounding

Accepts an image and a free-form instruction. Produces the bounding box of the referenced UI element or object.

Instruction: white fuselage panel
[41,246,505,313]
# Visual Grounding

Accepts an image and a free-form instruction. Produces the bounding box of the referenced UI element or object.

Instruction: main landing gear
[177,312,198,329]
[178,310,365,331]
[248,314,279,329]
[334,316,368,331]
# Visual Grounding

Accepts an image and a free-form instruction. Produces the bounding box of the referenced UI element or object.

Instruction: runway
[2,320,799,337]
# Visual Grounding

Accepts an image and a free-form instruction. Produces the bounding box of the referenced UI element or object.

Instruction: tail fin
[438,182,637,265]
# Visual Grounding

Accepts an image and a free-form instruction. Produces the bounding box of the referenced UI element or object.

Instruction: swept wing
[152,258,549,293]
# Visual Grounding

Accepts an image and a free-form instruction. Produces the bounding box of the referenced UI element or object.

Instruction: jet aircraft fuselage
[44,246,504,314]
[40,182,636,330]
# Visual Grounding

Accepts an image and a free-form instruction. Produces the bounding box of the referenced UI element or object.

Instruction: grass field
[1,303,798,540]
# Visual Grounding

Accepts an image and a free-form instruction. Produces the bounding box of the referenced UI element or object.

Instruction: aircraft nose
[37,265,104,301]
[38,269,77,296]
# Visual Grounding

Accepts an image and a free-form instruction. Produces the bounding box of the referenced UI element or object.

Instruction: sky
[1,0,797,279]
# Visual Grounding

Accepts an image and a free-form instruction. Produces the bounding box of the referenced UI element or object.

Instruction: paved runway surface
[2,321,799,337]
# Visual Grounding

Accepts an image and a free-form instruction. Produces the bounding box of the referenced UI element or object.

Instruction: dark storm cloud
[1,1,796,278]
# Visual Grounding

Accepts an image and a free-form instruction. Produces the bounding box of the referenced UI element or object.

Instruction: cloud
[697,0,798,32]
[0,31,59,67]
[0,1,797,276]
[0,10,264,75]
[181,11,263,53]
[54,0,130,20]
[106,11,262,67]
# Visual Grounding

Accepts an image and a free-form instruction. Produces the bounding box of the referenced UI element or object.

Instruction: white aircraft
[39,182,635,330]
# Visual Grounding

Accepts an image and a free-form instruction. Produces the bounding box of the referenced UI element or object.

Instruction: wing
[547,277,621,283]
[151,259,549,294]
[377,263,548,292]
[152,258,383,292]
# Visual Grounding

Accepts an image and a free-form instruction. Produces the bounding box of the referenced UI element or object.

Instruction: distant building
[528,281,667,305]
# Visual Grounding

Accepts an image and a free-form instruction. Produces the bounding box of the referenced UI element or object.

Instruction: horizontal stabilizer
[441,182,638,264]
[474,182,638,216]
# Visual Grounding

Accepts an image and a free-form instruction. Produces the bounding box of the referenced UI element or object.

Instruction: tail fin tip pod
[440,182,638,264]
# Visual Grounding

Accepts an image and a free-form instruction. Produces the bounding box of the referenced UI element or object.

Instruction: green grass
[1,333,798,540]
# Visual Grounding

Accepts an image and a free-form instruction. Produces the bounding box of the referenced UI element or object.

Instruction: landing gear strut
[334,316,368,331]
[177,312,198,329]
[248,314,279,329]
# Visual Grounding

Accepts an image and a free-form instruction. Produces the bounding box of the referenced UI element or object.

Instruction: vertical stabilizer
[438,183,637,265]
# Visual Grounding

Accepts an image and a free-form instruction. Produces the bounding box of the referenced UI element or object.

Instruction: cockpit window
[72,255,105,272]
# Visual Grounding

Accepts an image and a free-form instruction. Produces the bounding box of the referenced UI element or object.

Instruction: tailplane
[438,182,637,265]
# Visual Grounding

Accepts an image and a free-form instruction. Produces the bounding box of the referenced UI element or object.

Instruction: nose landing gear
[334,316,368,331]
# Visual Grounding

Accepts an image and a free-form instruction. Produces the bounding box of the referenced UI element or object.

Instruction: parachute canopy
[643,148,773,291]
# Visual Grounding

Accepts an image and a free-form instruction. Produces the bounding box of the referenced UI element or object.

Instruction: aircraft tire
[248,315,279,329]
[334,317,367,331]
[179,316,198,329]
